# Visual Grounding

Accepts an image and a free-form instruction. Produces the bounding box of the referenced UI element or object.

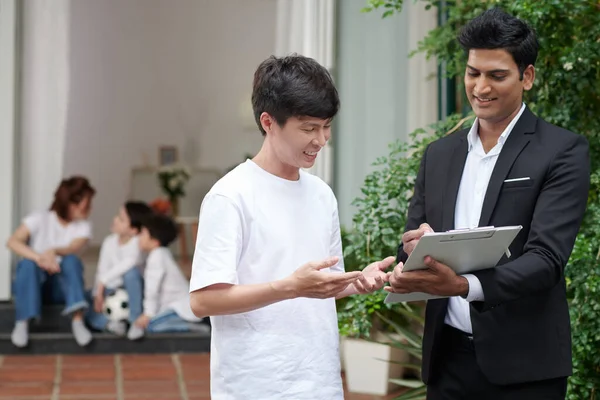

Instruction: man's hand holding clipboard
[386,223,471,298]
[385,224,522,303]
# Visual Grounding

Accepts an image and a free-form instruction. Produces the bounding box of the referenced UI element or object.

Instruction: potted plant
[156,165,191,217]
[339,114,472,396]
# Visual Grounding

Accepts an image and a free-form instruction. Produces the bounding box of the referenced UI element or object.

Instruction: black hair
[251,54,340,135]
[458,7,539,79]
[124,201,153,232]
[142,213,178,247]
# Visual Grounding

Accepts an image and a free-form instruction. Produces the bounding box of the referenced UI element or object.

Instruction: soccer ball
[103,289,130,322]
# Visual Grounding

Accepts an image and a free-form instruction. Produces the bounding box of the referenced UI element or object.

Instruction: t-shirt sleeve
[73,220,92,240]
[329,202,345,274]
[189,193,243,292]
[22,212,42,236]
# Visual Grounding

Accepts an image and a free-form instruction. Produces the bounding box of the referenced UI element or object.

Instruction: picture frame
[158,146,178,166]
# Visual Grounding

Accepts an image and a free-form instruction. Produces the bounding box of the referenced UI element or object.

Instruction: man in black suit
[387,8,590,400]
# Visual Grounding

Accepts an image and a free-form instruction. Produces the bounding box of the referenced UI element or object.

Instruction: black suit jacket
[397,107,590,386]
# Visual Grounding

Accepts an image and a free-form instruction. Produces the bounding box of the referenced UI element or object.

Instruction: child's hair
[50,176,96,221]
[251,54,340,135]
[142,213,178,247]
[124,201,153,231]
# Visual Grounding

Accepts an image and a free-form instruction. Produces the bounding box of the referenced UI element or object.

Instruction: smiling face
[260,113,331,170]
[465,48,535,124]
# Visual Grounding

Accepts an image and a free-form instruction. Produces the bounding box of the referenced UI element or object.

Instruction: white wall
[63,0,275,244]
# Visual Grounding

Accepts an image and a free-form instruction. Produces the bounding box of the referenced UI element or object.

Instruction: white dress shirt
[444,103,526,334]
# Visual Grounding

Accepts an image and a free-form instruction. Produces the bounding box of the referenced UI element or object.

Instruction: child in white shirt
[85,201,152,338]
[127,213,208,340]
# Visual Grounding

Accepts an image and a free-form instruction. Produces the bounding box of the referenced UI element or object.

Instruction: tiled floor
[0,354,405,400]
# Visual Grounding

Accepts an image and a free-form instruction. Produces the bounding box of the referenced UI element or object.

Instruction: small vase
[170,197,180,218]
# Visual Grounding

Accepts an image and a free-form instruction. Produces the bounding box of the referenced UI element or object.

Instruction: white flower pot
[342,332,409,396]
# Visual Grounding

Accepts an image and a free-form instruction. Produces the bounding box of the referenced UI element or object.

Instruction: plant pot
[342,332,409,396]
[169,196,180,217]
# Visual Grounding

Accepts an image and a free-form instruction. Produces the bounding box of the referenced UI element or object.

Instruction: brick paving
[0,354,404,399]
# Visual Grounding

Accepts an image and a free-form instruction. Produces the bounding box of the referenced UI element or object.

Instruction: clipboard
[384,225,522,303]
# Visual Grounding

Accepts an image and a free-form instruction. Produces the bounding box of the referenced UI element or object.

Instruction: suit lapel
[478,108,537,226]
[442,134,468,231]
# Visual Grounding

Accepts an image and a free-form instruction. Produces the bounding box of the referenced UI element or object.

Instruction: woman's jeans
[13,255,88,321]
[85,267,143,331]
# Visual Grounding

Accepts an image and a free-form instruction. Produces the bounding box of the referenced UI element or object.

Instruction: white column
[275,0,336,185]
[0,0,18,301]
[20,0,70,216]
[406,1,438,135]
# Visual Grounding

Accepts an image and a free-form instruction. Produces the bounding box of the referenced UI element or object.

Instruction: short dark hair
[124,201,153,231]
[142,213,178,247]
[458,7,539,78]
[251,54,340,135]
[50,176,96,221]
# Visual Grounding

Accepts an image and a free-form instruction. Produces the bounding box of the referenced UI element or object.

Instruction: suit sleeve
[397,144,430,263]
[472,134,590,311]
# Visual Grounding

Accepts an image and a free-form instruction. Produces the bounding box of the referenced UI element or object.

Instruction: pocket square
[504,177,530,183]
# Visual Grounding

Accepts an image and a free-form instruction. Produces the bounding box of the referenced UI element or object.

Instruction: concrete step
[0,302,210,355]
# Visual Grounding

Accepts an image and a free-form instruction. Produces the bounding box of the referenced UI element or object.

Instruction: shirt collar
[466,103,526,152]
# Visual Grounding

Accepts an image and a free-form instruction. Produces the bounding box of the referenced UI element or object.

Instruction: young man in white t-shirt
[85,201,152,339]
[189,55,396,399]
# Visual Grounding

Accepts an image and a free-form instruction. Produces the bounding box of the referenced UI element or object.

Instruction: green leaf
[389,378,425,388]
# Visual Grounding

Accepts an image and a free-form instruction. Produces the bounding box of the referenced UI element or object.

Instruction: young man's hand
[274,257,362,299]
[134,314,151,329]
[351,256,395,294]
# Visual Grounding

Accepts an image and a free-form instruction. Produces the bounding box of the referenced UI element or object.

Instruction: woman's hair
[50,176,96,221]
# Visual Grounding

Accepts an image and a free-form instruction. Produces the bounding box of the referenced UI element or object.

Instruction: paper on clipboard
[384,225,522,304]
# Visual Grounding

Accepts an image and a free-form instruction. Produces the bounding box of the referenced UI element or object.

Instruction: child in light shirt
[85,201,152,338]
[127,213,208,340]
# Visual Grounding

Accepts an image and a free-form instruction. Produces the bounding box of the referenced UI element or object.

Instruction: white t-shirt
[144,246,201,322]
[23,210,92,261]
[190,160,345,400]
[93,234,145,293]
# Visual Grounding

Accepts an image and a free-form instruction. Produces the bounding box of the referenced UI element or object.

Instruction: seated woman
[7,176,96,348]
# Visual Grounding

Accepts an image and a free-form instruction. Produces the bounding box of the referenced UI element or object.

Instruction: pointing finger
[377,256,396,270]
[314,257,340,270]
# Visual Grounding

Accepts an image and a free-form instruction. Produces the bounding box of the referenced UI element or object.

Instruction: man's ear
[522,65,535,91]
[259,112,278,135]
